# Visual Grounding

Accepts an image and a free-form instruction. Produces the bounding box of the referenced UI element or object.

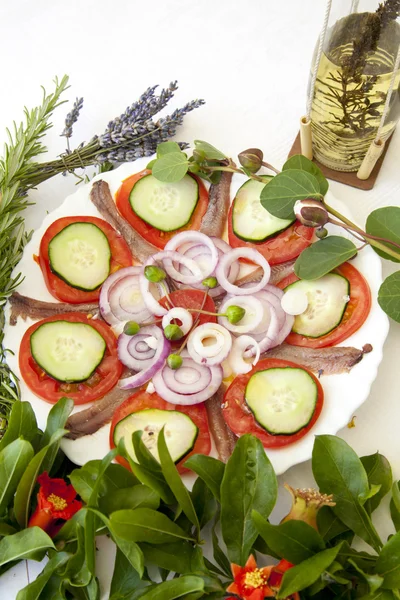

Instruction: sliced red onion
[216,248,271,296]
[218,296,264,334]
[162,308,193,335]
[254,289,287,332]
[109,275,152,324]
[164,231,218,283]
[229,336,260,374]
[187,323,232,366]
[281,287,309,315]
[99,267,142,325]
[118,326,171,390]
[152,352,223,405]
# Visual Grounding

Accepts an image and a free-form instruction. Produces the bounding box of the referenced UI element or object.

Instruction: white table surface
[1,0,400,597]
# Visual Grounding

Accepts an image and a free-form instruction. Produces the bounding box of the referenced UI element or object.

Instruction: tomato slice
[277,262,371,348]
[222,358,324,448]
[115,170,209,249]
[227,203,314,266]
[159,289,217,329]
[110,391,211,474]
[39,216,133,303]
[19,313,123,405]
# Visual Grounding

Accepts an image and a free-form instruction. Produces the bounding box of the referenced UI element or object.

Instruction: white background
[1,0,400,596]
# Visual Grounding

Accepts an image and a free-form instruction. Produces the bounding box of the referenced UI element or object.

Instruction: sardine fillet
[9,292,99,325]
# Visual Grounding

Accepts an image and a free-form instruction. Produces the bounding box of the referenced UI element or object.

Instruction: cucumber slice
[245,367,317,435]
[113,408,198,464]
[48,222,111,291]
[30,320,106,382]
[129,174,199,232]
[232,177,294,242]
[286,274,350,338]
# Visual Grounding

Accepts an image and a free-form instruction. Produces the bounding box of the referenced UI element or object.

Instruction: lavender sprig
[61,97,84,139]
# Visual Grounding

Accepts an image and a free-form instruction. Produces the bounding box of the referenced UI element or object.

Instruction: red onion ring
[218,296,264,334]
[164,231,218,283]
[118,326,171,390]
[99,267,142,325]
[152,352,223,405]
[109,275,152,324]
[216,248,271,296]
[162,357,212,393]
[162,308,193,335]
[187,323,232,366]
[229,335,260,374]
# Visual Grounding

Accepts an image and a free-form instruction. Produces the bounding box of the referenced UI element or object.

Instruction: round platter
[3,157,389,476]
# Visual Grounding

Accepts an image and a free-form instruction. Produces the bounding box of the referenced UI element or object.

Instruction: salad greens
[0,399,398,599]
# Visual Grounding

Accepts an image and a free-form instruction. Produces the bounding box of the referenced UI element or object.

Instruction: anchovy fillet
[199,172,233,237]
[9,292,99,325]
[205,385,237,462]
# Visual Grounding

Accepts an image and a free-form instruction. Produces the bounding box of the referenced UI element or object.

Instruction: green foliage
[378,272,400,323]
[260,169,322,219]
[294,236,358,280]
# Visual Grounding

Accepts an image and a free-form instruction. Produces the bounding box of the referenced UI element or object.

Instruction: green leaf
[361,453,392,513]
[191,477,217,530]
[294,236,358,280]
[0,527,55,566]
[110,508,195,544]
[70,461,107,503]
[252,511,325,564]
[53,508,87,544]
[137,576,204,600]
[110,547,145,600]
[0,521,17,536]
[132,431,162,473]
[140,541,197,574]
[366,207,400,262]
[317,506,349,542]
[358,591,397,600]
[220,434,277,565]
[277,544,343,599]
[60,522,91,587]
[283,155,329,195]
[194,140,226,160]
[158,428,200,532]
[348,559,383,594]
[211,516,232,578]
[152,152,189,183]
[146,159,156,170]
[260,169,321,219]
[376,529,400,589]
[378,272,400,323]
[0,438,34,515]
[312,435,382,552]
[40,397,73,449]
[0,401,38,451]
[13,428,66,527]
[157,141,182,157]
[390,481,400,531]
[16,552,70,600]
[184,455,224,501]
[100,485,160,515]
[113,533,144,578]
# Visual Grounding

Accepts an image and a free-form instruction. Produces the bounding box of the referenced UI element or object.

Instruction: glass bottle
[308,0,400,172]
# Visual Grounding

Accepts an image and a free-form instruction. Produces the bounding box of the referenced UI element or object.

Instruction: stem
[261,160,280,174]
[324,202,400,261]
[187,308,225,317]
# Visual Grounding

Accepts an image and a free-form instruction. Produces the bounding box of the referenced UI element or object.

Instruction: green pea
[167,354,183,370]
[123,321,140,336]
[164,324,184,341]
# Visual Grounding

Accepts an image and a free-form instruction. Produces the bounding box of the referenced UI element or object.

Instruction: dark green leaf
[136,575,204,600]
[390,481,400,531]
[60,522,91,587]
[252,511,325,563]
[0,401,38,451]
[0,521,17,536]
[312,435,382,552]
[146,159,156,170]
[152,153,189,183]
[40,575,65,600]
[294,236,358,280]
[317,506,349,542]
[0,438,34,515]
[358,591,397,599]
[375,529,400,589]
[140,541,196,574]
[378,272,400,323]
[211,517,232,578]
[14,428,66,527]
[361,453,392,513]
[16,552,70,600]
[260,169,321,219]
[184,455,224,501]
[220,434,277,565]
[194,140,226,160]
[157,141,182,157]
[110,547,145,600]
[158,428,199,532]
[113,533,144,578]
[40,397,73,449]
[110,508,195,544]
[132,431,162,473]
[366,207,400,262]
[0,527,54,566]
[277,544,343,599]
[70,461,107,503]
[100,485,160,515]
[191,477,217,530]
[348,559,383,594]
[283,155,329,195]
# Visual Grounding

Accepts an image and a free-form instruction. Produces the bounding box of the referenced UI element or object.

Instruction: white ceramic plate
[3,157,389,475]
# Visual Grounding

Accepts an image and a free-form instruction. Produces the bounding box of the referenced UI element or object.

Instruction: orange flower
[28,472,82,537]
[227,556,300,600]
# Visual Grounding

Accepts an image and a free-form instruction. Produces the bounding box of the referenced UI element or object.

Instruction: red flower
[28,472,82,537]
[227,556,300,600]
